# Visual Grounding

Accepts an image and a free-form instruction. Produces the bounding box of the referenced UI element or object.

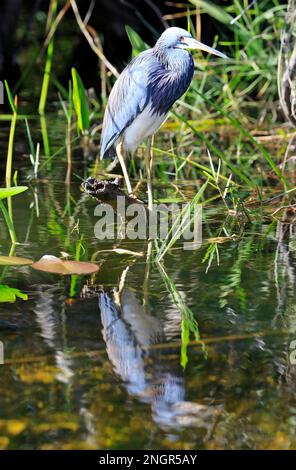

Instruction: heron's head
[155,27,228,59]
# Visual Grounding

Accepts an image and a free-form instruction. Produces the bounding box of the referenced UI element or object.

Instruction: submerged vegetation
[0,0,296,450]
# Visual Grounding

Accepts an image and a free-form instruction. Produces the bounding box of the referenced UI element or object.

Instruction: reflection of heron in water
[99,280,217,430]
[33,284,74,384]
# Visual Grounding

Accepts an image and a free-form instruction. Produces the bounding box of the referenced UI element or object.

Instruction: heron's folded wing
[100,53,151,158]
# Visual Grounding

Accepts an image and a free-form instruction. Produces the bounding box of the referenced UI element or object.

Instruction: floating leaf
[0,256,33,266]
[0,285,28,303]
[31,255,99,275]
[0,186,28,200]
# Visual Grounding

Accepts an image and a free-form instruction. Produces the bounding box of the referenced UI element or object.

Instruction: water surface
[0,117,296,450]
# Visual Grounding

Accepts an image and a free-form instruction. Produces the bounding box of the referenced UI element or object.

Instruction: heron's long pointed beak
[184,37,229,59]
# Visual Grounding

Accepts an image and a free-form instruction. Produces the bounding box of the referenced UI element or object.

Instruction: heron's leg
[145,136,154,211]
[116,139,133,195]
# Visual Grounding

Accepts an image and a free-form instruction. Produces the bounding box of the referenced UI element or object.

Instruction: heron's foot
[81,176,145,206]
[81,176,121,197]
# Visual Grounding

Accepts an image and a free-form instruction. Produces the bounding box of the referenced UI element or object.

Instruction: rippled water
[0,116,296,450]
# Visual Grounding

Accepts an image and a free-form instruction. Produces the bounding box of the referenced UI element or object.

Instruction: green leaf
[0,186,28,200]
[71,68,90,134]
[4,81,17,113]
[156,261,206,369]
[0,285,28,303]
[125,26,149,56]
[197,0,233,25]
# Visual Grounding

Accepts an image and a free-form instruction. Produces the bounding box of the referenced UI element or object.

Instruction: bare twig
[272,204,296,217]
[163,9,197,20]
[46,0,55,32]
[40,0,71,59]
[196,0,201,40]
[83,0,96,24]
[70,0,119,78]
[230,0,258,25]
[143,0,169,28]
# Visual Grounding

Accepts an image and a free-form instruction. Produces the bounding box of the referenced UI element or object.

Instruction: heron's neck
[153,46,192,73]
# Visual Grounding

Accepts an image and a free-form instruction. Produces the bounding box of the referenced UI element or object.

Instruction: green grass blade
[192,88,289,188]
[38,0,58,114]
[5,92,18,189]
[0,187,28,200]
[4,81,17,113]
[173,110,254,186]
[156,259,205,368]
[71,68,90,134]
[156,179,208,262]
[0,200,17,244]
[125,25,149,56]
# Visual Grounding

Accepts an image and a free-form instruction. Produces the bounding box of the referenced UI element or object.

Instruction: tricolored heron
[100,27,227,209]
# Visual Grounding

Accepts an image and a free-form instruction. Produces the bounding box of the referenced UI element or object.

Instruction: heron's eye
[179,36,185,42]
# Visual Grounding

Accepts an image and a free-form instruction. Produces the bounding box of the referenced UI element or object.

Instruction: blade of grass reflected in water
[219,236,254,310]
[69,236,86,298]
[156,258,206,368]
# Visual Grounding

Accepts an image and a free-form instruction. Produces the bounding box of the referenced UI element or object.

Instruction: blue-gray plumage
[100,27,227,203]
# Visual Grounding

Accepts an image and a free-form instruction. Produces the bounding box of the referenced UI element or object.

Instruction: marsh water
[1,115,296,450]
